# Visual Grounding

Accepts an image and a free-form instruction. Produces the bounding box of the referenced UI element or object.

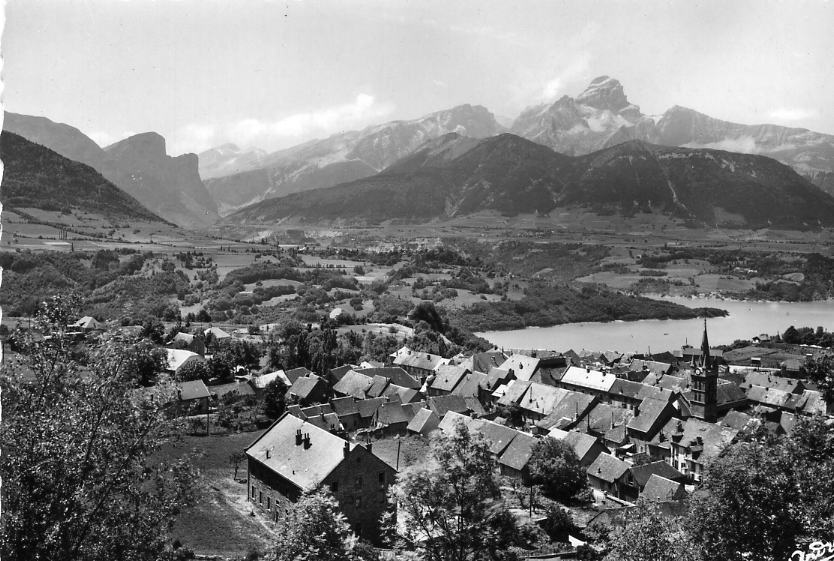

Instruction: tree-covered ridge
[0,131,165,222]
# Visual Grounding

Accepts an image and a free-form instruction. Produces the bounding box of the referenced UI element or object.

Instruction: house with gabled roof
[366,375,391,399]
[559,366,617,396]
[627,397,678,452]
[496,379,532,408]
[641,474,687,502]
[629,461,686,495]
[429,364,470,396]
[169,331,206,355]
[165,349,205,377]
[497,431,538,480]
[285,367,314,385]
[393,349,445,380]
[437,411,477,434]
[669,418,738,482]
[518,383,569,421]
[587,453,635,499]
[499,354,541,382]
[374,402,412,435]
[476,420,522,456]
[287,374,328,406]
[472,350,509,373]
[548,430,608,467]
[356,366,421,390]
[357,397,387,428]
[407,408,440,436]
[485,367,514,392]
[72,316,105,331]
[330,396,361,431]
[251,370,292,393]
[427,394,470,418]
[452,371,489,400]
[245,413,395,542]
[327,364,354,386]
[333,370,375,399]
[175,379,211,415]
[535,391,598,433]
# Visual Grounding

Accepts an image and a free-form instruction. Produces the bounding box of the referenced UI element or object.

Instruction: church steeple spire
[700,317,710,368]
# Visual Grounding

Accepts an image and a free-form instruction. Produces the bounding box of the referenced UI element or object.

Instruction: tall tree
[0,297,195,561]
[270,488,374,561]
[387,420,520,561]
[527,437,588,501]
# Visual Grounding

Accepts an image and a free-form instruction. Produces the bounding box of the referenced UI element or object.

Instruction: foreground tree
[687,439,802,561]
[271,488,375,561]
[527,437,587,502]
[605,500,696,561]
[388,420,520,561]
[0,297,195,561]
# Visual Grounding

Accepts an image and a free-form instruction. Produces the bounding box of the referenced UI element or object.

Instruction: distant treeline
[449,282,726,331]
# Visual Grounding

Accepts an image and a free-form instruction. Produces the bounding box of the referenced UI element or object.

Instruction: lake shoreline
[475,297,834,352]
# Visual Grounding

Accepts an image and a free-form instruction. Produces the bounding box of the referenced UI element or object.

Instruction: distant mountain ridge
[511,76,834,181]
[3,112,218,227]
[202,104,505,214]
[198,143,267,180]
[0,131,166,223]
[226,133,834,229]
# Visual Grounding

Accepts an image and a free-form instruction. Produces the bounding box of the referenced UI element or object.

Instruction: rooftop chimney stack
[303,433,311,449]
[295,429,303,446]
[343,441,350,458]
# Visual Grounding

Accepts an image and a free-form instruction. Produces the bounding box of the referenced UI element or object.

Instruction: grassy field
[162,431,276,558]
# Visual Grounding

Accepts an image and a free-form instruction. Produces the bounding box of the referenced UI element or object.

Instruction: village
[45,309,832,560]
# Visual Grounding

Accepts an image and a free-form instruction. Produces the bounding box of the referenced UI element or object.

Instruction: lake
[475,297,834,354]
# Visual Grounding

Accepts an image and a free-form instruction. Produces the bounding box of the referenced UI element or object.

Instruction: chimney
[343,441,350,458]
[266,448,271,459]
[303,433,311,449]
[295,429,303,446]
[367,441,373,453]
[177,389,182,401]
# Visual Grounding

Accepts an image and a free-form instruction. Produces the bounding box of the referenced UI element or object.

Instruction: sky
[3,0,834,156]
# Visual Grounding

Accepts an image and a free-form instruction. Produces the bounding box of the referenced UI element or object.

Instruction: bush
[541,505,577,542]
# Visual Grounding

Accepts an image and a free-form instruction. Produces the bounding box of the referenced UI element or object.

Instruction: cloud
[768,107,818,122]
[168,93,395,154]
[683,137,759,154]
[537,54,593,103]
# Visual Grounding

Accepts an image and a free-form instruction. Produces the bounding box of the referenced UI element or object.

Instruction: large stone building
[245,413,396,543]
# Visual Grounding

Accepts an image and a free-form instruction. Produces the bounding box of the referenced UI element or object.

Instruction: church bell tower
[689,318,718,422]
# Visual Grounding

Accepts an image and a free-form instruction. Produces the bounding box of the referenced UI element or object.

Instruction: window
[355,476,363,489]
[259,491,263,504]
[378,471,385,486]
[251,486,256,498]
[266,497,271,510]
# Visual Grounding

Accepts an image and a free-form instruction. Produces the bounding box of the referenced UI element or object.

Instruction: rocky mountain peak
[105,132,168,165]
[575,76,630,112]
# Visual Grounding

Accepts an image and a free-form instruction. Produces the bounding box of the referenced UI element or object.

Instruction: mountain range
[2,112,217,227]
[201,104,504,214]
[0,131,166,223]
[511,76,834,180]
[227,133,834,228]
[5,76,834,228]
